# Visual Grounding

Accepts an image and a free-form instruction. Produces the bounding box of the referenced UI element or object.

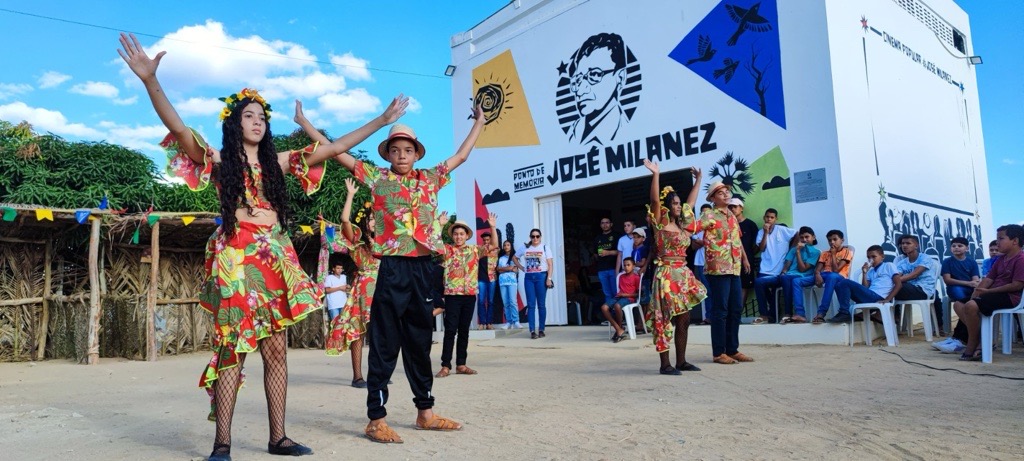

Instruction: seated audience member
[752,208,798,324]
[601,257,641,343]
[757,227,819,324]
[792,229,853,324]
[981,240,1000,277]
[630,227,652,304]
[894,234,938,301]
[952,224,1024,361]
[933,237,981,353]
[828,245,902,323]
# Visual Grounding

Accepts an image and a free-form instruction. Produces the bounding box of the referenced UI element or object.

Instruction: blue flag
[74,210,91,224]
[99,196,109,210]
[326,225,335,240]
[214,216,223,226]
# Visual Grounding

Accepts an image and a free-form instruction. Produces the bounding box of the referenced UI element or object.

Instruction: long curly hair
[216,98,289,236]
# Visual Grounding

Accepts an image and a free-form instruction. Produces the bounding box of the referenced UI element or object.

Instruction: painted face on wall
[571,48,623,117]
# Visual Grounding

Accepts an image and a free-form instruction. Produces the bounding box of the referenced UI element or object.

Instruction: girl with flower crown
[318,178,379,388]
[118,33,407,461]
[643,159,707,375]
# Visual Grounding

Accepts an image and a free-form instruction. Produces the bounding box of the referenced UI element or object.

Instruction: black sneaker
[538,331,546,338]
[530,332,538,339]
[827,313,852,324]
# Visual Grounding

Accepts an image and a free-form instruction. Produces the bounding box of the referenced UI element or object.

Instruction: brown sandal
[415,414,463,431]
[455,366,478,375]
[365,421,404,444]
[812,315,825,324]
[435,367,450,378]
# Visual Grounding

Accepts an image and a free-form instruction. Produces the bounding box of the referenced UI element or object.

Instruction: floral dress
[162,129,325,420]
[645,203,708,353]
[320,226,379,355]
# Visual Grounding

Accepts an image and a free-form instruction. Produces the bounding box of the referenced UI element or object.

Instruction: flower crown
[219,88,272,122]
[353,200,373,225]
[659,185,675,201]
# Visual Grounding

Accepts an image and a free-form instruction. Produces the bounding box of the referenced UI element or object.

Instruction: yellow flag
[181,216,196,226]
[472,49,540,148]
[319,219,326,235]
[300,225,313,235]
[35,209,54,221]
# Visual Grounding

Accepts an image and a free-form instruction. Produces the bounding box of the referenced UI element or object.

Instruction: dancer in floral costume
[320,178,379,388]
[119,32,408,461]
[642,159,707,375]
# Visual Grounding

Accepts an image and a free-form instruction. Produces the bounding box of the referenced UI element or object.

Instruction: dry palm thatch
[0,243,45,361]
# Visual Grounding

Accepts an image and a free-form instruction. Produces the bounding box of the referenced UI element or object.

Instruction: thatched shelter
[0,203,327,364]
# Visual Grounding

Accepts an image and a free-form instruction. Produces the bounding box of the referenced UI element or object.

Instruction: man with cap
[728,198,760,308]
[296,96,485,442]
[436,213,497,379]
[696,181,752,365]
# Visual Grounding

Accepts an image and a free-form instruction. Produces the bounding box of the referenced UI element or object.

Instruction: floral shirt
[442,244,480,295]
[353,160,450,257]
[648,203,696,259]
[697,207,744,276]
[162,128,324,202]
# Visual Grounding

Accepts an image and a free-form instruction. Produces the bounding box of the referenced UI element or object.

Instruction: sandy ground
[2,325,1023,461]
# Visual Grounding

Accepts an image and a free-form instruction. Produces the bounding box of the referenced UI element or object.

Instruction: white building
[449,0,990,327]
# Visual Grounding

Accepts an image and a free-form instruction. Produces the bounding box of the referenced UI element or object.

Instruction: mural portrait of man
[567,33,630,146]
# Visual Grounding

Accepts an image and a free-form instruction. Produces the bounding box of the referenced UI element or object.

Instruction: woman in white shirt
[516,229,554,339]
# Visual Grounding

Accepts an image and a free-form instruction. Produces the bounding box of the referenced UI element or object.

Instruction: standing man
[324,262,350,322]
[729,198,759,309]
[617,219,637,273]
[595,217,621,317]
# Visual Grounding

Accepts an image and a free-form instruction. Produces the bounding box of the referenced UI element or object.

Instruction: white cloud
[317,89,381,123]
[113,96,138,106]
[330,52,372,81]
[102,122,168,153]
[128,20,317,91]
[1003,158,1018,165]
[175,96,224,117]
[38,71,71,89]
[257,71,346,101]
[0,102,103,137]
[70,81,120,98]
[407,96,422,113]
[0,83,33,100]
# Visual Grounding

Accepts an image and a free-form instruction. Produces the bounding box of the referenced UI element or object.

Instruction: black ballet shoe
[676,362,702,372]
[208,443,231,461]
[268,437,313,456]
[659,365,682,375]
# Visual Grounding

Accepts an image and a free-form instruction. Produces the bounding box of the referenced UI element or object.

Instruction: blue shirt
[895,253,937,297]
[867,262,899,298]
[982,256,999,276]
[784,246,821,276]
[941,255,980,282]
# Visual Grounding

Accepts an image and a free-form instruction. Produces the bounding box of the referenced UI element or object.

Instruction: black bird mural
[686,34,717,65]
[713,58,739,83]
[725,2,772,46]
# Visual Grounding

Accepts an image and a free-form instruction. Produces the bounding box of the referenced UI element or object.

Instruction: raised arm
[340,178,358,243]
[117,33,206,163]
[297,95,410,169]
[686,167,702,208]
[487,213,498,245]
[644,159,661,222]
[444,105,485,172]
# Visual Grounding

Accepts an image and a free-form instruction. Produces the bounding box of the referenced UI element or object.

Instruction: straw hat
[705,181,731,202]
[448,220,473,238]
[377,123,426,161]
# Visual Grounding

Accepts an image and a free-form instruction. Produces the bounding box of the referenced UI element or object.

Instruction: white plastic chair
[980,292,1024,363]
[568,300,583,326]
[849,302,898,347]
[894,277,942,342]
[608,272,646,340]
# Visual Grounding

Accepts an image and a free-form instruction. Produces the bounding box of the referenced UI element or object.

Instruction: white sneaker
[500,323,511,330]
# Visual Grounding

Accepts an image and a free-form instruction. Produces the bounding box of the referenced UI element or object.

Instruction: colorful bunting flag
[75,210,91,224]
[131,227,140,244]
[1,207,15,222]
[319,219,326,235]
[147,214,160,226]
[300,225,313,235]
[326,225,335,240]
[214,216,223,226]
[181,216,195,226]
[35,209,54,221]
[99,196,109,210]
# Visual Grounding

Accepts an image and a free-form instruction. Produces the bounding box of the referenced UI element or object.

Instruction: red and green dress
[162,128,325,419]
[319,225,379,355]
[646,203,707,353]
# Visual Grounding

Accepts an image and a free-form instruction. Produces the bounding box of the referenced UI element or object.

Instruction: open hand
[691,166,702,180]
[117,33,164,82]
[487,212,497,227]
[438,210,449,223]
[344,177,357,195]
[381,94,409,124]
[643,159,659,174]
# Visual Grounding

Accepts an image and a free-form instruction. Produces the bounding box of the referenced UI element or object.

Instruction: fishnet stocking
[673,311,691,366]
[260,331,293,447]
[213,353,247,449]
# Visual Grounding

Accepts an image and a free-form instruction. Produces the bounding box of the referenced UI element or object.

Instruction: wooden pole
[36,240,52,361]
[146,221,160,361]
[0,297,43,307]
[86,217,102,365]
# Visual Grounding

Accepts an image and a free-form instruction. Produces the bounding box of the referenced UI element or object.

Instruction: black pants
[441,295,475,369]
[366,256,435,420]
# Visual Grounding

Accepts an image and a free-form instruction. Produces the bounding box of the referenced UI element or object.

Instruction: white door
[536,195,567,325]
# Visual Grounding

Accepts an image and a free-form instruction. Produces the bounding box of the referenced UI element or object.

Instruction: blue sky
[0,0,1017,226]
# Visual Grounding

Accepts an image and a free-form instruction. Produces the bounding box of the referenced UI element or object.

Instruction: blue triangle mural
[669,0,786,129]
